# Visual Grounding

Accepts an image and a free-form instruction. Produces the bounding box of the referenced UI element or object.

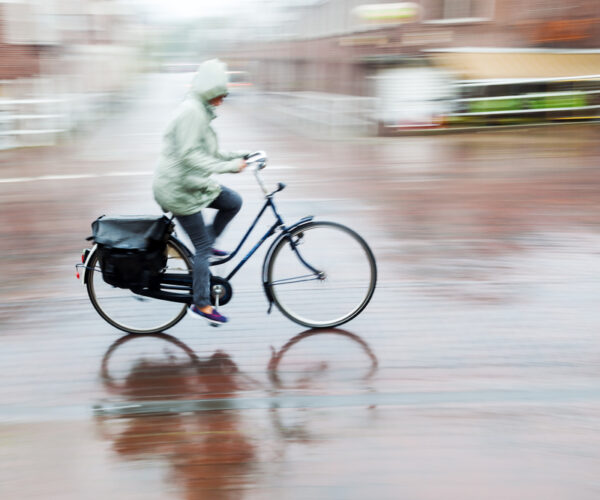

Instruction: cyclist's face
[209,95,226,107]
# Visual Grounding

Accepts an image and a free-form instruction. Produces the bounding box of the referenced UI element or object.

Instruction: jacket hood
[191,59,229,103]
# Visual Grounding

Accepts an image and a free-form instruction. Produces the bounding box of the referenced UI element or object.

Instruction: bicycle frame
[79,156,377,332]
[210,196,315,281]
[134,185,316,304]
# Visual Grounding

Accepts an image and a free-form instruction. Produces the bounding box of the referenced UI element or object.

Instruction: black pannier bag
[91,215,174,289]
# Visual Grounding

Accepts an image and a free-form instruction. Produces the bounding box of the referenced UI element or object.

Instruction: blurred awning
[426,49,600,81]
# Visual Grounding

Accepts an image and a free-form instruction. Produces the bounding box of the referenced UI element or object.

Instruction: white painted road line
[0,166,295,185]
[0,171,153,184]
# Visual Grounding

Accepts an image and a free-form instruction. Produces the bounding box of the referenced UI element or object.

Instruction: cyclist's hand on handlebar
[237,159,247,173]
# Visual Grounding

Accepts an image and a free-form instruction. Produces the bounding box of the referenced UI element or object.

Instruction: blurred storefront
[428,48,600,127]
[0,0,144,149]
[233,0,600,134]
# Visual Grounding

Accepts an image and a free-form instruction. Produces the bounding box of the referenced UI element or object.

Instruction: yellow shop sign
[353,3,419,23]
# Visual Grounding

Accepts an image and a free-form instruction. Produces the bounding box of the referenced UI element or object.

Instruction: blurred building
[232,0,600,134]
[0,0,144,149]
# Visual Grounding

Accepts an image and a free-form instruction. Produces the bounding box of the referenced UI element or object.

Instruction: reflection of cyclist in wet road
[100,347,255,500]
[153,59,248,326]
[96,330,379,496]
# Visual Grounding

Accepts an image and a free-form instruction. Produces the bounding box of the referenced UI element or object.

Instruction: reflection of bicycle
[95,330,379,494]
[97,328,379,415]
[267,329,379,389]
[80,152,377,334]
[99,333,257,400]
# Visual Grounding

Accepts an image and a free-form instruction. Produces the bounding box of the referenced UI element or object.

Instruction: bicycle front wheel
[266,221,377,328]
[86,238,193,334]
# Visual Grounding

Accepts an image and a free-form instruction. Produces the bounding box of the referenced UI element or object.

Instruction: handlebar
[244,150,267,170]
[245,150,283,197]
[253,166,269,195]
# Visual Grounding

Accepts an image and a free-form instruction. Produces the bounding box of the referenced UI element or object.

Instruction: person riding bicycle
[153,59,247,325]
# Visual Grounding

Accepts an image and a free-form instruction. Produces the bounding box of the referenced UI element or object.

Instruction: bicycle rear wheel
[266,221,377,328]
[86,238,193,334]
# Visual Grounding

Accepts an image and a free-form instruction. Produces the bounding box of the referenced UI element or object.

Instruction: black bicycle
[78,152,377,334]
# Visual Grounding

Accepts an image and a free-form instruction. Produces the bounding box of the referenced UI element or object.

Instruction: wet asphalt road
[2,74,600,499]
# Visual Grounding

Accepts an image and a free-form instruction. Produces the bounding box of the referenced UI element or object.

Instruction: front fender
[261,216,314,307]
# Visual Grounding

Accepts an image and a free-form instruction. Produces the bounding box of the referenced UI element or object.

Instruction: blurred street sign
[353,2,419,24]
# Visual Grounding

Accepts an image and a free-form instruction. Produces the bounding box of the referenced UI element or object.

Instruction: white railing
[0,98,68,149]
[0,92,114,150]
[260,91,378,138]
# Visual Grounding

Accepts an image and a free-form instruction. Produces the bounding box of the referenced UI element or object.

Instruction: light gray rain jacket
[153,59,246,216]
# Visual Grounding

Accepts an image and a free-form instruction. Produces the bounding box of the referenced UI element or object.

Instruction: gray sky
[132,0,249,20]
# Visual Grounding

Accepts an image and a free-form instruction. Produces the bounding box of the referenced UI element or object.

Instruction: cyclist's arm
[187,146,243,174]
[214,149,250,162]
[173,105,242,174]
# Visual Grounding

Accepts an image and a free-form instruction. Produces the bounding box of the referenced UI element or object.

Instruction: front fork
[262,217,320,313]
[284,231,324,278]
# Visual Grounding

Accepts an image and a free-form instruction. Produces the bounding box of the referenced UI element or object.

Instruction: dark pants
[176,186,242,307]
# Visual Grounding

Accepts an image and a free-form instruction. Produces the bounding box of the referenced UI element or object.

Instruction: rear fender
[81,244,99,285]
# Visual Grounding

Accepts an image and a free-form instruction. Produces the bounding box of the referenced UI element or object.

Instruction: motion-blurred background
[1,0,599,148]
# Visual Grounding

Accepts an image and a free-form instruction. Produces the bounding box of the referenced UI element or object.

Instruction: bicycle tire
[266,221,377,328]
[86,237,193,334]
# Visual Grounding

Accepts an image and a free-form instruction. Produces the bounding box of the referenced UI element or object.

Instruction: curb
[378,119,600,137]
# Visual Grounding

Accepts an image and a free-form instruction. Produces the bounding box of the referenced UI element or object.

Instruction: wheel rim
[268,222,376,328]
[87,240,192,334]
[101,333,200,393]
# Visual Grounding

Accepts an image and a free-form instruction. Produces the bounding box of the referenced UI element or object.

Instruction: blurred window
[1,0,60,45]
[296,0,376,38]
[424,0,494,22]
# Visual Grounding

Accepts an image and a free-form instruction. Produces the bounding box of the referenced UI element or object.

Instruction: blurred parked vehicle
[227,71,253,95]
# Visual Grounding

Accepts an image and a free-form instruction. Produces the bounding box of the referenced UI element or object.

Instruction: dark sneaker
[188,304,228,327]
[211,248,229,257]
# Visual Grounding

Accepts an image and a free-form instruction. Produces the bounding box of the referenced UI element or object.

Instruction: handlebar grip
[245,151,261,160]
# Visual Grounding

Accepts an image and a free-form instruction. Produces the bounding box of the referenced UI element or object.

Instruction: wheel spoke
[270,274,321,285]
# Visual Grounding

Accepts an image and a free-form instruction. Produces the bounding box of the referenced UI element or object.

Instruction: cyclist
[153,59,247,326]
